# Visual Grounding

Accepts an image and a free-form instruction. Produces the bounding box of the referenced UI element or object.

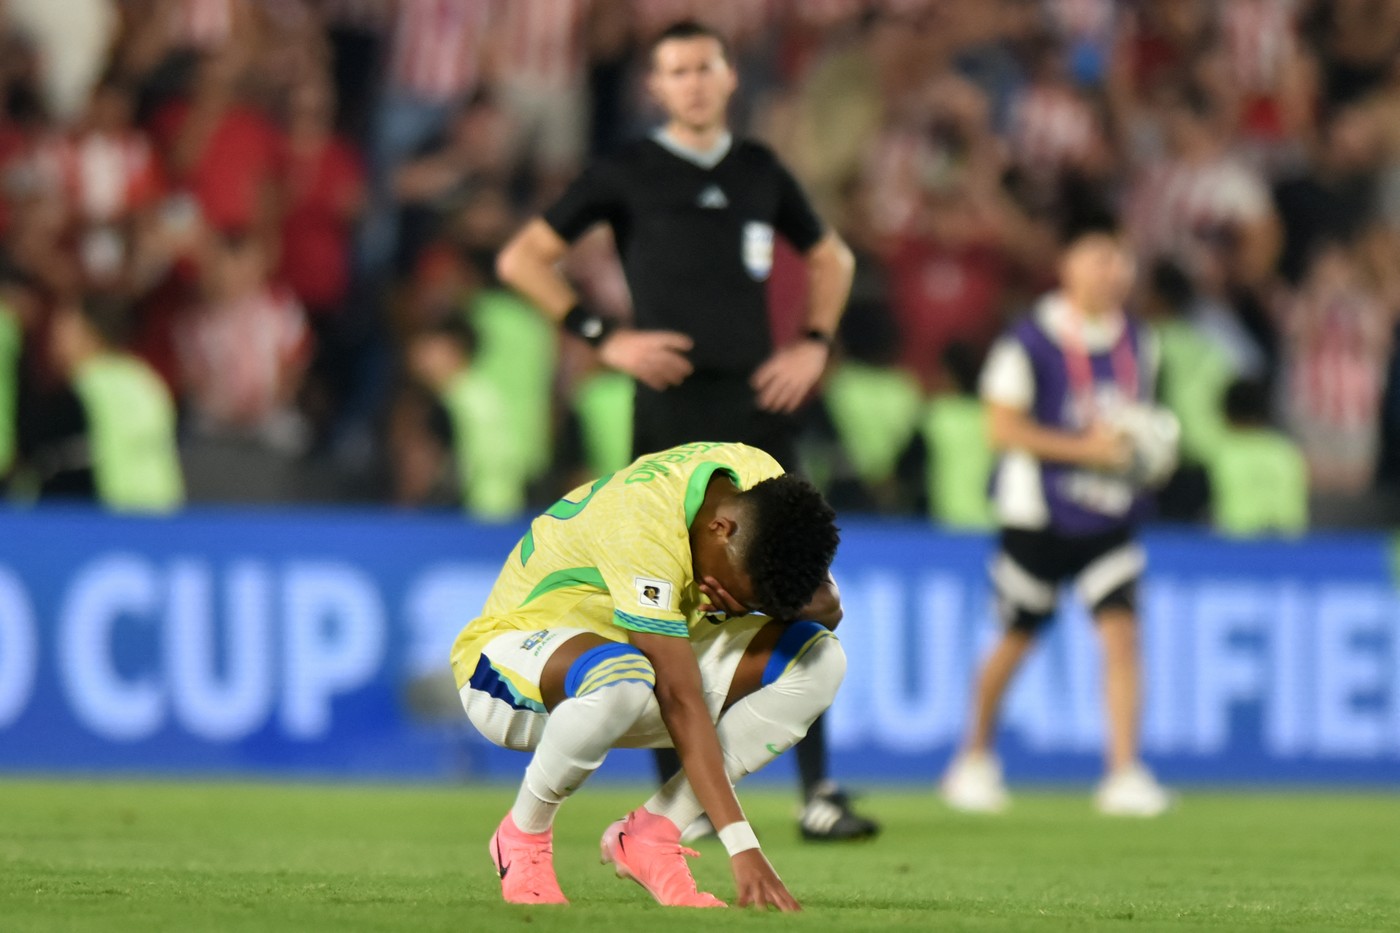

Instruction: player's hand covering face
[698,571,759,617]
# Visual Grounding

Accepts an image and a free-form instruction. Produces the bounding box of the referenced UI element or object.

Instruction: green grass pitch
[2,778,1397,932]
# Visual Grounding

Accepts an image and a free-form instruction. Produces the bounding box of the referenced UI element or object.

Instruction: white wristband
[717,820,760,856]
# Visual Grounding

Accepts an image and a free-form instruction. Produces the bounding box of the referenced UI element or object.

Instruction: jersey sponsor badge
[634,576,674,611]
[742,221,774,281]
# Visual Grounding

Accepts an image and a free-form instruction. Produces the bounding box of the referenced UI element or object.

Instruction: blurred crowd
[3,0,1400,529]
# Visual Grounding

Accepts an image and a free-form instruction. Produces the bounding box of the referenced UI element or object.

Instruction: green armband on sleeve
[612,610,688,638]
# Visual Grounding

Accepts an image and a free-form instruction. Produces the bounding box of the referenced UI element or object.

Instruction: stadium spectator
[3,172,82,303]
[495,19,874,842]
[393,91,513,277]
[1216,0,1316,172]
[941,214,1173,817]
[1136,260,1232,521]
[359,0,490,280]
[856,69,998,243]
[175,230,311,446]
[1276,240,1393,494]
[0,1,1397,521]
[1042,0,1118,88]
[1208,377,1308,537]
[1302,0,1400,108]
[1107,0,1218,152]
[884,181,1033,394]
[777,4,993,252]
[30,76,163,291]
[1005,36,1113,211]
[275,71,363,319]
[245,0,331,111]
[320,0,392,142]
[48,296,184,512]
[274,70,365,441]
[148,49,280,238]
[405,316,523,519]
[3,0,119,123]
[1360,53,1400,167]
[1125,86,1282,294]
[1274,105,1385,285]
[484,0,596,202]
[162,0,257,55]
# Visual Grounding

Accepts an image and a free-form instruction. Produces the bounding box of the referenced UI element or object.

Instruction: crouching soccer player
[450,442,846,910]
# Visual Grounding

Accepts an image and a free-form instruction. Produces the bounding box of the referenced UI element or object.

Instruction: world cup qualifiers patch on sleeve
[634,577,674,611]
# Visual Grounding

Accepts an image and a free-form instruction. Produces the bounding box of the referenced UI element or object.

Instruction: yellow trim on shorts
[576,657,657,696]
[487,661,545,706]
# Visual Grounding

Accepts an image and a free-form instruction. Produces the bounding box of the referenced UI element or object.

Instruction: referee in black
[497,19,876,842]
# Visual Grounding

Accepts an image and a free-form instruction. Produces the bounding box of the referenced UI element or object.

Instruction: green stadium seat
[1207,428,1308,537]
[1155,320,1233,464]
[465,288,558,482]
[823,362,923,488]
[922,395,994,529]
[0,304,18,481]
[438,369,527,520]
[73,353,184,512]
[572,370,634,477]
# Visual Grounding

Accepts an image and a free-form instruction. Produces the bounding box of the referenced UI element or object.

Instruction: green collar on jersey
[684,462,741,528]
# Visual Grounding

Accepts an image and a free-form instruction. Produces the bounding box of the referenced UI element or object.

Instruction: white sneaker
[1095,762,1173,817]
[940,751,1010,814]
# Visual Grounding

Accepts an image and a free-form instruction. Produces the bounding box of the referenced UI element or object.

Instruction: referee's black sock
[652,747,682,784]
[797,713,829,800]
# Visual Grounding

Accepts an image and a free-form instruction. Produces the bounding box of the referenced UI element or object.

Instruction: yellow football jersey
[450,442,784,688]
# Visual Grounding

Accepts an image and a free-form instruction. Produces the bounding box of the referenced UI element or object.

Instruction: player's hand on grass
[1079,421,1132,472]
[751,340,829,413]
[599,329,694,390]
[730,849,801,912]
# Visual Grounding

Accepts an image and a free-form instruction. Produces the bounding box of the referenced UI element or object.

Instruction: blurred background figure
[274,69,366,448]
[358,0,489,283]
[1208,377,1308,538]
[1276,240,1393,496]
[0,0,1390,529]
[48,295,183,512]
[4,0,119,123]
[0,266,24,489]
[175,230,311,501]
[941,217,1173,818]
[403,315,523,519]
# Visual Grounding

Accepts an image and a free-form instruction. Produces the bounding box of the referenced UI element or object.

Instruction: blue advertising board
[0,508,1396,784]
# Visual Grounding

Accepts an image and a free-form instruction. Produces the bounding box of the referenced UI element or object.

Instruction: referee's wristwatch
[803,328,834,347]
[562,303,617,347]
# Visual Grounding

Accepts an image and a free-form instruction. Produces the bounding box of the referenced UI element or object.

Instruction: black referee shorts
[632,372,800,471]
[989,526,1145,634]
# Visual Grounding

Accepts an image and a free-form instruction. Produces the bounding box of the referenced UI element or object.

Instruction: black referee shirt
[543,135,825,375]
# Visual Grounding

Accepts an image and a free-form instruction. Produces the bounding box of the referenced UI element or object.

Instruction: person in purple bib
[941,212,1174,818]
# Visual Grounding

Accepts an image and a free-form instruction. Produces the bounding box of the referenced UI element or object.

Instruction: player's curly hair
[735,475,840,620]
